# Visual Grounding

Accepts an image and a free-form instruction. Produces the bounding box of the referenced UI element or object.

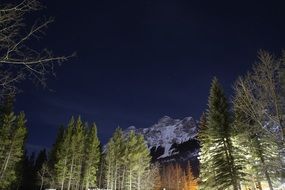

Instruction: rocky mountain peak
[124,116,199,160]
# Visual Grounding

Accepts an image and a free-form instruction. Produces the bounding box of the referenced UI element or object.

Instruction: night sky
[14,0,285,152]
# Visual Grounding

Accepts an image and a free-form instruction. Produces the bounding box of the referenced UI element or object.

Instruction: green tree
[55,117,74,190]
[233,51,285,186]
[65,116,85,190]
[199,78,245,190]
[234,99,281,190]
[0,112,27,189]
[135,134,151,190]
[104,128,151,190]
[198,113,216,190]
[125,131,138,190]
[82,123,100,190]
[105,128,125,190]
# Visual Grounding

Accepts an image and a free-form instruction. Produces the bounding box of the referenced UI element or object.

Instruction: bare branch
[0,0,74,98]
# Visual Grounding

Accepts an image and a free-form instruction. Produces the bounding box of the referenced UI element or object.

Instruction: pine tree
[198,113,216,190]
[66,116,85,190]
[49,125,65,170]
[82,123,100,190]
[104,128,151,190]
[53,116,102,190]
[55,117,74,190]
[125,130,138,190]
[105,133,116,190]
[135,134,151,190]
[0,112,27,189]
[105,128,127,190]
[199,78,245,190]
[113,128,126,190]
[0,95,14,123]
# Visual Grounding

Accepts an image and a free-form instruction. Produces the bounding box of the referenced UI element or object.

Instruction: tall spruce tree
[55,117,74,190]
[199,78,244,190]
[82,123,100,190]
[104,128,151,190]
[125,130,138,190]
[105,128,126,190]
[53,116,102,190]
[198,113,216,190]
[66,116,85,190]
[135,134,151,190]
[105,133,116,190]
[0,112,27,189]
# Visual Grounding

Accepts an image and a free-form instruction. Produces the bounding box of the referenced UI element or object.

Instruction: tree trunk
[60,158,67,190]
[0,146,12,181]
[40,175,44,190]
[114,163,117,190]
[259,153,273,190]
[223,139,239,190]
[129,170,132,190]
[121,167,126,190]
[67,155,75,190]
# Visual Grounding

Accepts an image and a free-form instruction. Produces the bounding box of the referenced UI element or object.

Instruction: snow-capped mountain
[124,116,199,162]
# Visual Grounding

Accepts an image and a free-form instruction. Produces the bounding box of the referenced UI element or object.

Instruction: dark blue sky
[14,0,285,152]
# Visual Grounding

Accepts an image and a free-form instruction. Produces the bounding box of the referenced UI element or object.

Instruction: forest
[0,0,285,190]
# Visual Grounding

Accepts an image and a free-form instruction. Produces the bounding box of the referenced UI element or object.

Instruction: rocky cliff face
[124,116,199,164]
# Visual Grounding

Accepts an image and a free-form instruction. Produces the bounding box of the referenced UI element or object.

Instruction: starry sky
[13,0,285,152]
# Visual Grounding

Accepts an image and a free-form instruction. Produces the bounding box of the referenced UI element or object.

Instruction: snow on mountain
[124,116,198,160]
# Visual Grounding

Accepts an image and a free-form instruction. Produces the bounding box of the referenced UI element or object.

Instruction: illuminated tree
[199,78,245,190]
[82,123,100,190]
[0,112,27,189]
[105,128,124,190]
[104,129,151,190]
[161,163,184,190]
[54,118,74,190]
[183,163,198,190]
[198,113,216,190]
[160,162,197,190]
[233,51,285,186]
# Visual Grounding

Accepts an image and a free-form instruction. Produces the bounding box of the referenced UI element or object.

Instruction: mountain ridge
[124,115,199,161]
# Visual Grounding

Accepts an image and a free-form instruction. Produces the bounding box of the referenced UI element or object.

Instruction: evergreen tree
[55,117,74,190]
[199,78,245,190]
[105,135,115,190]
[0,112,27,189]
[135,134,151,190]
[112,128,126,190]
[198,113,216,190]
[82,123,100,190]
[105,128,125,190]
[49,125,65,171]
[65,116,85,190]
[125,131,138,190]
[0,95,14,123]
[104,128,151,190]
